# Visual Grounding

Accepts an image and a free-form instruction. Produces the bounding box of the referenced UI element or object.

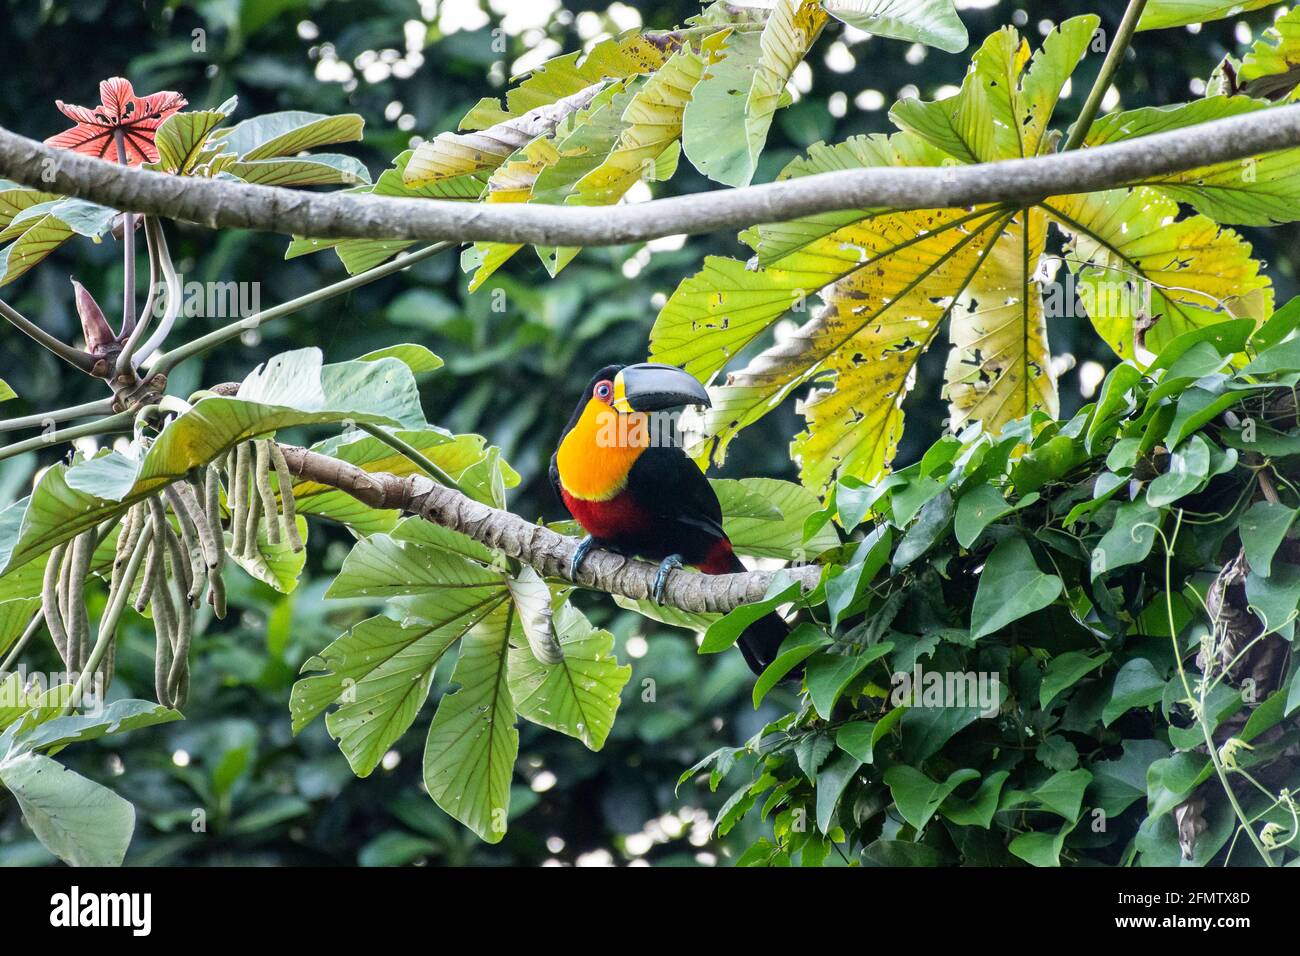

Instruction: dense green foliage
[1,0,1299,867]
[694,312,1300,866]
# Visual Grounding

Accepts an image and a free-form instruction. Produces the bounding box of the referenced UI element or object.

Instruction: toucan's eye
[594,380,613,402]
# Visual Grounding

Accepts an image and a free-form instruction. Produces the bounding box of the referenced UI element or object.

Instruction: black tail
[722,554,791,676]
[738,609,791,676]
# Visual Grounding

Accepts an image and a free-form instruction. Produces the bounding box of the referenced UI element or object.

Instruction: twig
[1062,0,1149,151]
[0,397,117,434]
[4,106,1300,245]
[150,241,454,376]
[0,411,134,465]
[0,298,96,373]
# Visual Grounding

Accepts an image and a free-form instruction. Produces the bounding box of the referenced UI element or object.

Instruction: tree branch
[4,107,1300,246]
[276,443,821,615]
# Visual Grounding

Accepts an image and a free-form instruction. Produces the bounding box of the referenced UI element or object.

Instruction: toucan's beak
[612,363,711,413]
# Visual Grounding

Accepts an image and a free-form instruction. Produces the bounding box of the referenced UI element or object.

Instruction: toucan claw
[570,535,595,581]
[652,554,684,604]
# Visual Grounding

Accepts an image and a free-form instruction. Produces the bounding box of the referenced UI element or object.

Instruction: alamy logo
[49,886,151,936]
[890,664,1000,718]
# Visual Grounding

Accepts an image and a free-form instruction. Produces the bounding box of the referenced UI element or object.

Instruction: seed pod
[160,529,194,709]
[42,543,70,664]
[66,530,95,672]
[163,485,204,603]
[253,440,282,546]
[268,442,304,553]
[230,442,250,556]
[134,533,162,613]
[110,504,144,595]
[149,560,177,708]
[57,541,76,645]
[179,477,221,569]
[241,446,263,560]
[204,463,226,570]
[206,565,227,620]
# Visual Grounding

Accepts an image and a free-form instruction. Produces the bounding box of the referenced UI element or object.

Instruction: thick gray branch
[3,106,1300,245]
[277,444,820,615]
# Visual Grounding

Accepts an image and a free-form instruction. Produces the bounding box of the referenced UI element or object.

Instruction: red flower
[45,77,187,165]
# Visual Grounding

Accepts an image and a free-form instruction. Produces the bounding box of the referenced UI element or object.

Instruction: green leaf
[1239,500,1297,577]
[1102,658,1167,727]
[216,110,364,160]
[700,577,800,654]
[0,378,13,402]
[1245,563,1300,636]
[422,602,518,844]
[1040,651,1110,710]
[5,699,179,755]
[891,490,953,569]
[357,343,444,373]
[940,770,1009,827]
[823,0,967,53]
[1035,768,1092,821]
[754,623,829,707]
[954,482,1013,548]
[891,17,1099,163]
[1008,822,1074,867]
[0,199,118,288]
[0,597,37,657]
[1137,1,1276,31]
[826,525,891,630]
[1086,97,1300,226]
[1092,501,1161,576]
[1050,188,1272,364]
[151,108,231,174]
[326,531,504,599]
[884,766,979,831]
[0,348,427,578]
[0,753,134,866]
[1146,433,1211,507]
[507,601,631,751]
[715,477,840,560]
[805,642,893,720]
[682,0,827,186]
[815,751,862,834]
[291,610,487,776]
[970,535,1063,639]
[223,153,371,187]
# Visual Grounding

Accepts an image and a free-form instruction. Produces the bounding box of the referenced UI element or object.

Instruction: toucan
[549,363,789,675]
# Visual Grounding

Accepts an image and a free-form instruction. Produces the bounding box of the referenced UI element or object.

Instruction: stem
[0,612,43,673]
[357,422,462,492]
[1161,510,1274,866]
[58,522,154,718]
[0,411,134,465]
[114,130,137,337]
[150,241,455,376]
[115,214,161,378]
[0,397,116,434]
[1062,0,1148,151]
[123,216,180,373]
[0,298,96,373]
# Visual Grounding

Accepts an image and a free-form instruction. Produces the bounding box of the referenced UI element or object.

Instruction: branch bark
[276,443,820,615]
[4,106,1300,246]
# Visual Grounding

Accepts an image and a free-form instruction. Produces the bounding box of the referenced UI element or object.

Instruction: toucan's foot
[652,554,684,604]
[570,535,595,581]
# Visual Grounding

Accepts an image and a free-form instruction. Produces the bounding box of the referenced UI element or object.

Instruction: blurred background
[0,0,1296,865]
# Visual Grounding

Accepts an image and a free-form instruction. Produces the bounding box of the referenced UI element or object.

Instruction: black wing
[626,444,726,545]
[548,452,571,519]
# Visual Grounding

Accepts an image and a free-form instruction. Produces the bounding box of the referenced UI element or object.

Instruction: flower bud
[71,278,116,354]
